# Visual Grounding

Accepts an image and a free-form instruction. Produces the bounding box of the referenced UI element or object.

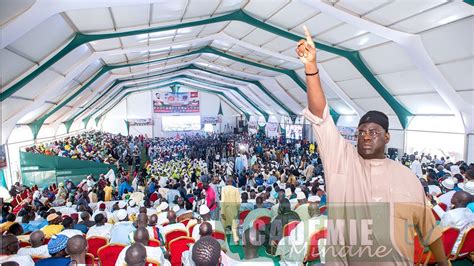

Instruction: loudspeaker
[238,120,244,127]
[234,127,238,134]
[388,148,398,158]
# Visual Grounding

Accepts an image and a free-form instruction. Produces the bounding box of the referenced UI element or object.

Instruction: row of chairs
[414,226,474,265]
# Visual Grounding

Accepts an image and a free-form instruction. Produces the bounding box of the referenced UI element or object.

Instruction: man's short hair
[94,213,105,224]
[191,236,221,266]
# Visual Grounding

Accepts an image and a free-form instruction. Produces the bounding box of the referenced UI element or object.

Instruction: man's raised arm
[296,26,326,119]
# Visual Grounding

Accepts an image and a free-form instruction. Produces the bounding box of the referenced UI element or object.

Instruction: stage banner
[248,119,258,134]
[265,122,279,137]
[0,145,6,168]
[153,91,199,113]
[127,118,154,126]
[202,116,222,124]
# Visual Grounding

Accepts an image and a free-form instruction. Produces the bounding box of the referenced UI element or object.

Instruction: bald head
[66,235,88,256]
[167,211,177,223]
[451,191,472,208]
[308,202,320,217]
[149,214,157,226]
[136,213,148,228]
[125,243,147,266]
[30,230,45,247]
[1,235,19,255]
[133,227,150,246]
[199,222,213,237]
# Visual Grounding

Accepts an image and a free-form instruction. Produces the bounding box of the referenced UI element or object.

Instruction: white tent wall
[126,91,153,137]
[467,134,474,165]
[101,100,128,136]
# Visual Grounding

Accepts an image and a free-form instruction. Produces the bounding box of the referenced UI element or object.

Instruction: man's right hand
[296,25,317,65]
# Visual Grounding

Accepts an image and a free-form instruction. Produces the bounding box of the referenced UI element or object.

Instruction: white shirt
[157,211,168,226]
[410,160,422,178]
[86,223,113,239]
[115,245,170,266]
[191,220,225,241]
[428,185,442,196]
[59,229,83,238]
[105,169,116,184]
[0,254,35,265]
[439,208,474,254]
[17,245,51,258]
[438,190,456,211]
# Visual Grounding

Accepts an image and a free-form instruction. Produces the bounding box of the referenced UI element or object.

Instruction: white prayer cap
[172,205,180,212]
[308,195,321,202]
[66,202,72,207]
[199,205,210,215]
[285,188,292,197]
[158,202,169,211]
[116,209,128,221]
[128,199,136,207]
[441,178,455,190]
[139,200,145,207]
[118,201,127,209]
[450,165,460,175]
[296,192,306,200]
[295,187,302,194]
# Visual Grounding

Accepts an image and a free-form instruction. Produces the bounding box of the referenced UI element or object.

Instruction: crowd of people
[1,128,473,265]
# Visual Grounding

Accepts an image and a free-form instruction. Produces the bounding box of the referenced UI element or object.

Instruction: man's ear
[385,132,390,144]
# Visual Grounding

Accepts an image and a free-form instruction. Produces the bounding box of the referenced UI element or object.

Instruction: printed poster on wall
[248,118,258,134]
[153,91,199,113]
[265,122,279,137]
[202,116,222,124]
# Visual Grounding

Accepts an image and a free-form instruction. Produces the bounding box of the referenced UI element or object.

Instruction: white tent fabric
[1,0,473,147]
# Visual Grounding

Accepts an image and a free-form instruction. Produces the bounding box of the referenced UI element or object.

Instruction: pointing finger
[303,25,314,46]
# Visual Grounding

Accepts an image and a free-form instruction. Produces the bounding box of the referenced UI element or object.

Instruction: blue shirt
[35,257,71,266]
[74,223,88,233]
[467,202,474,213]
[119,181,133,198]
[110,221,136,245]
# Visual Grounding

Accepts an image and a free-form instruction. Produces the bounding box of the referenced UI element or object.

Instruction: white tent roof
[1,0,473,143]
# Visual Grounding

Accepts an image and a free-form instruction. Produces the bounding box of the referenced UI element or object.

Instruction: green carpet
[225,233,281,265]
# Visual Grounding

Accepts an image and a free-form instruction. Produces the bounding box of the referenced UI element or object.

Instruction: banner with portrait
[265,122,279,138]
[153,91,199,113]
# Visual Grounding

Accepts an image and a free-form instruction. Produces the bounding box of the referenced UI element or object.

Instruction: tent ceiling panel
[151,0,187,23]
[376,69,435,95]
[260,57,287,67]
[149,29,176,39]
[51,80,81,104]
[241,28,279,47]
[103,54,127,65]
[197,21,229,36]
[17,103,53,125]
[363,0,447,27]
[2,98,33,122]
[7,14,74,63]
[318,23,368,45]
[337,33,389,51]
[266,1,317,30]
[261,36,295,53]
[437,58,474,92]
[211,39,235,50]
[396,93,453,115]
[66,8,114,33]
[0,48,36,87]
[244,52,270,64]
[420,16,473,65]
[110,68,131,75]
[120,35,149,48]
[223,21,254,39]
[0,0,35,26]
[457,90,474,104]
[292,13,343,36]
[327,99,355,115]
[353,97,395,115]
[243,0,289,21]
[390,1,472,34]
[174,34,201,43]
[320,57,363,82]
[51,45,92,76]
[336,78,380,99]
[257,69,280,77]
[239,67,261,75]
[182,0,220,19]
[335,0,391,16]
[44,105,72,124]
[89,38,122,51]
[285,87,306,104]
[75,62,102,85]
[130,65,152,73]
[226,45,253,57]
[13,69,62,100]
[176,25,206,36]
[279,61,301,70]
[110,4,150,29]
[359,42,416,75]
[387,115,402,130]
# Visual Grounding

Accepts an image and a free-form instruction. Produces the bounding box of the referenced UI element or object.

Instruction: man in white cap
[459,180,474,212]
[156,202,169,226]
[110,209,135,245]
[439,178,456,211]
[294,192,310,221]
[127,199,139,216]
[192,205,225,243]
